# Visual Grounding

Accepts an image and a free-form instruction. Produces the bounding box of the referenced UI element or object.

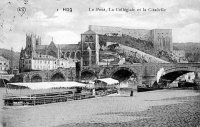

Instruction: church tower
[25,33,41,58]
[81,29,100,67]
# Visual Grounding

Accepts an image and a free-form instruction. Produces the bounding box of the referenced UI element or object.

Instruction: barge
[3,81,95,106]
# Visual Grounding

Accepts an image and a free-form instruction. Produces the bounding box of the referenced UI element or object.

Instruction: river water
[0,88,200,127]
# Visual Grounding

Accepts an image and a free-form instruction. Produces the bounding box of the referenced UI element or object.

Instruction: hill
[99,35,176,62]
[0,48,20,69]
[173,42,200,52]
[173,42,200,62]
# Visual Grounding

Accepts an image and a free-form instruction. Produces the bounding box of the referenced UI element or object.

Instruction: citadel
[19,25,176,72]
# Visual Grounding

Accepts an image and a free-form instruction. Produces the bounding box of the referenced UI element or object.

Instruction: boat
[3,81,95,106]
[94,78,119,96]
[178,80,198,88]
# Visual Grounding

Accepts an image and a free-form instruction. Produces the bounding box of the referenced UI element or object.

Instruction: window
[85,36,89,42]
[89,36,94,42]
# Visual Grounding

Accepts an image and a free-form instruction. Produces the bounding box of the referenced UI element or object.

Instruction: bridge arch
[50,71,66,82]
[164,67,200,74]
[81,69,98,82]
[31,74,43,82]
[153,66,200,87]
[110,67,138,83]
[161,67,199,82]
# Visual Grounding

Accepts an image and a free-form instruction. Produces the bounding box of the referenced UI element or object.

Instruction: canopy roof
[7,81,87,90]
[95,78,119,85]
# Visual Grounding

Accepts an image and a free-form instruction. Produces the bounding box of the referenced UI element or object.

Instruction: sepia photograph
[0,0,200,126]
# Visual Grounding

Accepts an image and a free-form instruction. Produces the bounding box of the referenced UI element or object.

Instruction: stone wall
[89,25,173,52]
[89,25,151,41]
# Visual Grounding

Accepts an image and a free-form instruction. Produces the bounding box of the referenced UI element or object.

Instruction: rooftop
[0,56,9,62]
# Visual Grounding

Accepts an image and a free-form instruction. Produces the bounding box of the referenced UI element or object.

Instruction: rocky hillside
[99,35,176,63]
[0,48,20,69]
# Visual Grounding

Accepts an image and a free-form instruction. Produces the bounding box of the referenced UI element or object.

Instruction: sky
[0,0,200,51]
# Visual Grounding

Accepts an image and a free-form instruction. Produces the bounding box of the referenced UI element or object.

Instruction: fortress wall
[89,25,123,35]
[89,25,151,41]
[151,29,172,51]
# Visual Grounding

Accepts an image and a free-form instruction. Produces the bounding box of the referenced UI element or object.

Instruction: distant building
[0,56,9,74]
[19,33,80,72]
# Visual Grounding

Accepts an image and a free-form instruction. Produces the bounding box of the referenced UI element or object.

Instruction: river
[0,88,200,127]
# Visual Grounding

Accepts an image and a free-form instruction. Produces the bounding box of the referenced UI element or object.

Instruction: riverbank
[1,89,200,127]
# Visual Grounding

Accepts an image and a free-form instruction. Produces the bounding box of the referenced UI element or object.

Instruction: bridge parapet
[13,68,76,83]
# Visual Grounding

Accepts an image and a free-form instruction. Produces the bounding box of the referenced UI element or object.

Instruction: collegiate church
[19,33,81,72]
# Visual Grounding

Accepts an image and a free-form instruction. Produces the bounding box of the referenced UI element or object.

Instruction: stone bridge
[80,63,200,86]
[7,63,200,87]
[9,68,76,83]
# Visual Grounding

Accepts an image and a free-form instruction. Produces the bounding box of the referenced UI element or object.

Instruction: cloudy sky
[0,0,200,51]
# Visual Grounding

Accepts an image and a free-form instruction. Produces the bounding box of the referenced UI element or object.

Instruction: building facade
[19,33,80,72]
[0,56,9,74]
